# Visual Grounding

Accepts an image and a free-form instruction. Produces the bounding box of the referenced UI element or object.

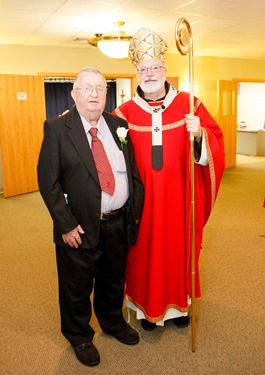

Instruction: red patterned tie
[89,127,115,196]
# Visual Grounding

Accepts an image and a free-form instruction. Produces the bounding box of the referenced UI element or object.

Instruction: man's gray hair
[73,67,106,89]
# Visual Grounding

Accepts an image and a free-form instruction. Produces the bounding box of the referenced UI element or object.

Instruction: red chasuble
[114,87,225,322]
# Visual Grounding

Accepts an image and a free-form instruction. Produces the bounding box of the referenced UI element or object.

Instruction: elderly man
[37,67,144,366]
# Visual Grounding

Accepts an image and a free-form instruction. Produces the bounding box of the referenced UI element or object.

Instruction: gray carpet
[0,160,264,375]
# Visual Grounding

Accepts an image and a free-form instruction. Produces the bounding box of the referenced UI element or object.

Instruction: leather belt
[100,207,124,221]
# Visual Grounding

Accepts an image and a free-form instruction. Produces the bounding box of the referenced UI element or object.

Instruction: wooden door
[217,80,237,168]
[0,74,46,197]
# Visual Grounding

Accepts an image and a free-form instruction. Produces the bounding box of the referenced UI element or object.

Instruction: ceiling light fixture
[88,21,132,59]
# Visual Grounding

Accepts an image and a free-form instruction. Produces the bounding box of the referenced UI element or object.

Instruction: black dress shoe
[73,342,100,366]
[110,324,139,345]
[174,315,190,328]
[141,319,156,331]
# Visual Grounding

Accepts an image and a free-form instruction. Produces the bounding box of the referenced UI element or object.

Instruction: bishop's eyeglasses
[137,65,165,74]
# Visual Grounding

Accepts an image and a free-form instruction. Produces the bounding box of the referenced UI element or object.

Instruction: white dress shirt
[80,115,129,212]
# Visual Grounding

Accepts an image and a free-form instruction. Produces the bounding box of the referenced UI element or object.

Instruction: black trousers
[55,215,129,346]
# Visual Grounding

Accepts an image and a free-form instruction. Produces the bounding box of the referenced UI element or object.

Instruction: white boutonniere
[116,126,128,148]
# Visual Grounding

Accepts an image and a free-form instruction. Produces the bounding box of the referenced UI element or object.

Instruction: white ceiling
[1,0,265,60]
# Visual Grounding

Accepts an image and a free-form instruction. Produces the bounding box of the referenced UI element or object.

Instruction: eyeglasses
[137,65,165,74]
[75,85,107,95]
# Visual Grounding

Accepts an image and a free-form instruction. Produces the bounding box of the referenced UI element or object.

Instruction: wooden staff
[175,18,196,352]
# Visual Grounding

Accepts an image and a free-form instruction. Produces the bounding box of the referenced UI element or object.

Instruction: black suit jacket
[37,106,144,248]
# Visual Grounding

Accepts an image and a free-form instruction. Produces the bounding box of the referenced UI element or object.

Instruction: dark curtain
[105,81,117,113]
[45,82,74,119]
[45,80,117,119]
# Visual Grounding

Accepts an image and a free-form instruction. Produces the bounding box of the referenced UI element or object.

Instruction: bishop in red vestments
[114,28,225,329]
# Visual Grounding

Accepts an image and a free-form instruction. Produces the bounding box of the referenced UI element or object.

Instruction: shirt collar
[80,114,107,137]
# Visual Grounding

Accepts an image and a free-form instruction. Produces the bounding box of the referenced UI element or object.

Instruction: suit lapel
[66,107,99,185]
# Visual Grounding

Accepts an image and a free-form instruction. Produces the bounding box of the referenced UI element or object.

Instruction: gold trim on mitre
[128,28,168,67]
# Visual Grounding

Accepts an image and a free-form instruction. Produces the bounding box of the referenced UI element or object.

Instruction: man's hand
[62,225,85,248]
[185,114,202,138]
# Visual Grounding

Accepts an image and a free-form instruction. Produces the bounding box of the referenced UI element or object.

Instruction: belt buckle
[100,208,122,220]
[100,211,110,220]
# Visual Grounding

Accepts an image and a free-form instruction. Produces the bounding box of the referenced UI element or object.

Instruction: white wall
[116,78,131,106]
[237,82,265,130]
